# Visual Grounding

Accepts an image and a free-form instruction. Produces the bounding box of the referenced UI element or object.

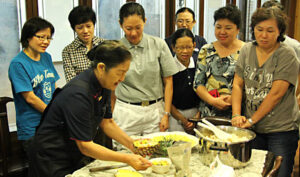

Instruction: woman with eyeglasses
[169,28,200,133]
[165,7,207,61]
[8,17,60,153]
[193,4,244,118]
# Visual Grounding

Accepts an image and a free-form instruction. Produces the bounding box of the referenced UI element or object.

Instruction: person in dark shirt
[28,40,151,177]
[169,28,200,133]
[165,7,207,61]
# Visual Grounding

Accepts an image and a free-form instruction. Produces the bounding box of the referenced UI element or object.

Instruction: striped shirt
[62,36,104,82]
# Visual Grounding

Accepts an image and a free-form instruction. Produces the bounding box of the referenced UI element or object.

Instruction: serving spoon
[197,119,232,141]
[193,128,205,138]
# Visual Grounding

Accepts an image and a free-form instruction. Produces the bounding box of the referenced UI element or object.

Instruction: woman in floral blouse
[193,4,244,118]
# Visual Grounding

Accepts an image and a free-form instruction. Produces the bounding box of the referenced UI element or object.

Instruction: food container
[197,126,256,168]
[150,157,172,174]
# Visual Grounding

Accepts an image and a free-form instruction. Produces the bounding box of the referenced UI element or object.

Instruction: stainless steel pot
[197,126,256,168]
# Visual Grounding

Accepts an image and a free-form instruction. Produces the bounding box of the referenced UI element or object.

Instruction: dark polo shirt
[29,69,112,176]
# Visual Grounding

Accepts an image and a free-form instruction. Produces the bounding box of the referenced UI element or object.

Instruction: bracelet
[232,114,241,118]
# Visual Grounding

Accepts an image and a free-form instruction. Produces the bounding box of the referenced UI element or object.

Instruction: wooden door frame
[165,0,175,37]
[25,0,38,19]
[79,0,92,7]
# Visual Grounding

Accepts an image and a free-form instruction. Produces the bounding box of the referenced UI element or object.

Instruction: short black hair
[262,0,284,11]
[175,7,195,21]
[68,5,96,31]
[119,2,145,25]
[87,40,132,71]
[171,28,195,46]
[214,4,242,29]
[251,7,287,42]
[20,17,55,48]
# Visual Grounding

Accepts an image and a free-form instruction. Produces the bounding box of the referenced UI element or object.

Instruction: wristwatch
[247,118,254,126]
[164,111,170,117]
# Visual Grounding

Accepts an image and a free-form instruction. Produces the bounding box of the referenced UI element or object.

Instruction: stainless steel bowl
[197,126,256,168]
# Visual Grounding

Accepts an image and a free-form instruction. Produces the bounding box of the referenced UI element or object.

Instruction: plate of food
[143,131,198,147]
[143,131,198,156]
[115,169,143,177]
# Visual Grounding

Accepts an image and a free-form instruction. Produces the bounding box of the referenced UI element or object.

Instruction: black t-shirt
[165,34,207,61]
[30,69,112,175]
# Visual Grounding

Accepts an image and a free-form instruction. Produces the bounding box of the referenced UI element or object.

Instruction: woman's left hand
[159,115,169,132]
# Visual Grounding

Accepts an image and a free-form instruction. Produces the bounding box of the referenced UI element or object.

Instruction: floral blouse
[193,43,242,118]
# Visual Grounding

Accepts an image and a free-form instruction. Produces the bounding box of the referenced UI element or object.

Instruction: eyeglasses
[34,35,53,42]
[175,46,194,51]
[176,19,193,25]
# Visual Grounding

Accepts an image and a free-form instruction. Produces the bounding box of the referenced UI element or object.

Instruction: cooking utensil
[202,118,232,140]
[89,164,128,172]
[197,125,256,168]
[193,128,205,138]
[197,121,231,141]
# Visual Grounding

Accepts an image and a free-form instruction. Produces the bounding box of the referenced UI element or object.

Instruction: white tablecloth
[67,149,267,177]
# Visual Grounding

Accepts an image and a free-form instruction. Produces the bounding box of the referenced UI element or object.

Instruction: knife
[89,164,129,172]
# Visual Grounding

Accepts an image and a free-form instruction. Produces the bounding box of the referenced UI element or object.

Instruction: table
[67,149,270,177]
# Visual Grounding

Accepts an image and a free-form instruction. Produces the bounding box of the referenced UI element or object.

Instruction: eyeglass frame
[175,45,194,51]
[33,35,53,42]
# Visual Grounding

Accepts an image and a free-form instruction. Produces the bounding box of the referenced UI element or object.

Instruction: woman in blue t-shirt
[8,17,60,152]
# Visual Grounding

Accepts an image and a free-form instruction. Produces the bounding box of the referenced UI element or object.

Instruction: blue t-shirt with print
[8,51,60,140]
